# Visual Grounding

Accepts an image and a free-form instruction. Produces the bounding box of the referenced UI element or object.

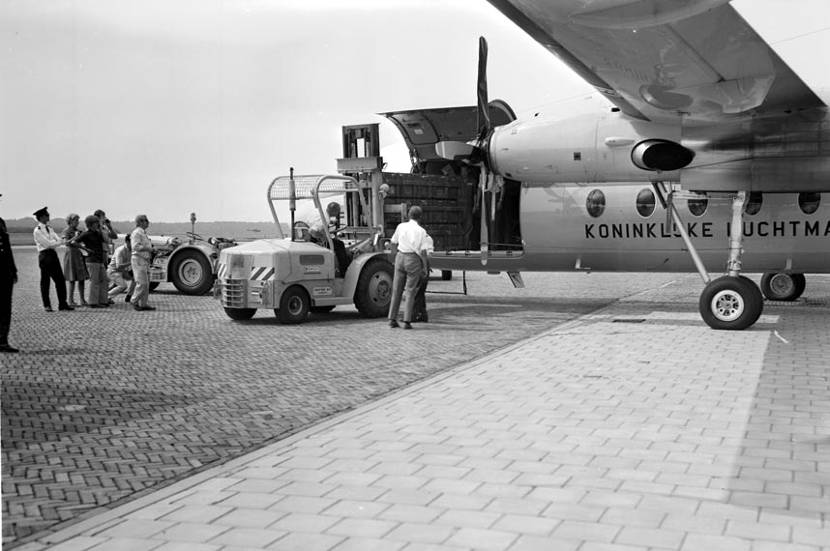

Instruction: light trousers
[388,252,423,323]
[131,256,150,307]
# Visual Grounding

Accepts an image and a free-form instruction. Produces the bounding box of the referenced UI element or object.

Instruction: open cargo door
[380,100,515,174]
[379,100,521,256]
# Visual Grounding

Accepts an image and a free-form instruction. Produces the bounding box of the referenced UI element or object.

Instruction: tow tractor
[214,173,394,323]
[147,232,237,295]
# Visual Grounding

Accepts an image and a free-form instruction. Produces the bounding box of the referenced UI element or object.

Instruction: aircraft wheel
[224,307,256,320]
[311,305,336,313]
[278,286,310,324]
[699,275,763,330]
[171,250,214,295]
[441,270,453,281]
[760,272,806,301]
[354,259,393,318]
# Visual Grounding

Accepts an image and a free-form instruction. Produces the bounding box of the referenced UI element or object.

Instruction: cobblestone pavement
[12,267,829,551]
[3,248,686,547]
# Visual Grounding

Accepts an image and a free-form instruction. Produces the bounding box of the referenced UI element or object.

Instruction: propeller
[433,36,495,265]
[476,36,491,266]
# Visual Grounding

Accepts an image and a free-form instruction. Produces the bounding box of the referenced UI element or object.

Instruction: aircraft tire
[760,272,806,301]
[171,250,214,295]
[441,270,453,281]
[699,275,763,330]
[278,286,310,324]
[354,259,393,318]
[224,307,256,321]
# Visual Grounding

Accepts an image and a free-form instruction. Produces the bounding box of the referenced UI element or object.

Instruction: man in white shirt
[387,205,429,329]
[130,214,156,311]
[32,206,73,312]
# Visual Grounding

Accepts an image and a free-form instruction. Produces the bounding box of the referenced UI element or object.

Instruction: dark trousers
[0,277,12,345]
[413,273,429,321]
[38,249,68,308]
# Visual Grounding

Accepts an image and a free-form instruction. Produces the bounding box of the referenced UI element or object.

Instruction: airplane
[384,0,830,331]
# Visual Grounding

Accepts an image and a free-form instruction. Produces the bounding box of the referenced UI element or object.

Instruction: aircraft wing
[487,0,825,124]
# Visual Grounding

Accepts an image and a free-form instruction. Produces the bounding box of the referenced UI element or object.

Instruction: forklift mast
[337,124,385,231]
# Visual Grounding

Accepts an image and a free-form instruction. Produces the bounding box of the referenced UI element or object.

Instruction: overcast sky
[1,0,828,223]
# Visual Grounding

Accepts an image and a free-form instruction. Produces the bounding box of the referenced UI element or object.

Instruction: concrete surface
[3,247,829,550]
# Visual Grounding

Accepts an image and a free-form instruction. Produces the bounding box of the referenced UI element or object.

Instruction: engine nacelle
[630,139,695,172]
[488,111,689,183]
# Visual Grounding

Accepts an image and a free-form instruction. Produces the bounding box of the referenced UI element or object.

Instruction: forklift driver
[310,222,350,277]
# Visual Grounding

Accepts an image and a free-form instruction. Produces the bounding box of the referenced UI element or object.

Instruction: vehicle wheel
[171,250,214,295]
[224,307,256,320]
[699,275,763,330]
[354,259,393,318]
[310,305,336,313]
[441,270,453,281]
[760,272,806,301]
[149,282,160,291]
[278,286,310,324]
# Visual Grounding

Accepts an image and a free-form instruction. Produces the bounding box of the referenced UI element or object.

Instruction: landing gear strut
[657,184,764,330]
[698,191,763,330]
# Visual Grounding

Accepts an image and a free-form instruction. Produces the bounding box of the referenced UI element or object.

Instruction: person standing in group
[95,209,118,259]
[108,234,135,302]
[413,231,434,323]
[74,215,109,308]
[130,214,155,311]
[32,207,74,312]
[95,209,118,304]
[62,213,89,306]
[1,197,20,353]
[387,205,429,330]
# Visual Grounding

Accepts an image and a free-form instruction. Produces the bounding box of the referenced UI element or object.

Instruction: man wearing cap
[1,195,20,352]
[32,207,74,312]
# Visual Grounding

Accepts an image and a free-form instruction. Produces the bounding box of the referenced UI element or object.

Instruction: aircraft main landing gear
[696,190,764,330]
[760,272,806,301]
[657,184,764,330]
[699,275,763,330]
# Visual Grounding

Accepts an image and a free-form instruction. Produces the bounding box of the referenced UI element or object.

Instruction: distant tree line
[3,218,287,241]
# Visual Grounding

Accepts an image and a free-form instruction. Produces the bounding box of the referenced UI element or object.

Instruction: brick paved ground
[3,247,683,547]
[12,269,829,550]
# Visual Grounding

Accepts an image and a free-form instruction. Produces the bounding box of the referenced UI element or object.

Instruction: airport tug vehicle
[148,232,236,295]
[214,173,394,323]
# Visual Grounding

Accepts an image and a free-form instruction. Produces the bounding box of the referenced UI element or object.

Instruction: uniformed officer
[1,195,20,352]
[32,206,74,312]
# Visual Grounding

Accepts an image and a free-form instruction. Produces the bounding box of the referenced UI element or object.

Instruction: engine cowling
[630,139,695,172]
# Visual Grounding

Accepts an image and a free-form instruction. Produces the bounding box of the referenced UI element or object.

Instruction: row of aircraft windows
[585,190,823,219]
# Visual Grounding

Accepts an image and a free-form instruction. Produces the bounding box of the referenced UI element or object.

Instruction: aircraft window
[687,194,708,217]
[745,192,763,215]
[586,189,605,218]
[798,192,821,215]
[636,188,655,217]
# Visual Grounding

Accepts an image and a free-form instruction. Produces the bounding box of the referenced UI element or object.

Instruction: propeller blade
[476,36,490,140]
[479,169,489,266]
[435,141,476,161]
